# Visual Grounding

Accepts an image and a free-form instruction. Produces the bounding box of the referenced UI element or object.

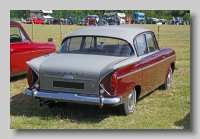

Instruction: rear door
[145,32,168,87]
[134,34,155,94]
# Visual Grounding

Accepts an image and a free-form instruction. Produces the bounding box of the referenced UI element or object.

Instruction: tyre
[162,67,173,90]
[118,88,137,115]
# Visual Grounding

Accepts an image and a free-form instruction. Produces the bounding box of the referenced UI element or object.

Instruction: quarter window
[135,34,148,56]
[145,33,157,52]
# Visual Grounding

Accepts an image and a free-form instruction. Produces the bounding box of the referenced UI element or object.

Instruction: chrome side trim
[117,69,142,79]
[28,66,40,89]
[42,74,95,81]
[100,84,111,96]
[117,54,176,79]
[12,49,53,55]
[23,89,122,105]
[142,54,176,70]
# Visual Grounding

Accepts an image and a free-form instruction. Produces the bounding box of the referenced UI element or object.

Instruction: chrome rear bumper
[23,89,122,106]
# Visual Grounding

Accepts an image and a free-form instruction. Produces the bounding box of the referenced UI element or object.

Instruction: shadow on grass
[10,74,27,82]
[10,92,123,124]
[174,112,190,129]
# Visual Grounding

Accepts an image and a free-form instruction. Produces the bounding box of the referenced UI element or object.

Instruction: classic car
[97,17,109,26]
[52,18,65,25]
[42,17,54,24]
[26,17,43,24]
[23,26,177,116]
[106,15,120,25]
[66,16,78,25]
[170,16,186,25]
[84,15,98,26]
[77,18,86,25]
[10,21,56,77]
[146,17,162,25]
[159,19,167,25]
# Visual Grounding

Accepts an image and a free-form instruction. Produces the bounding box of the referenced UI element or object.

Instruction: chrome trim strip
[23,89,122,105]
[42,74,94,81]
[28,66,40,89]
[117,54,176,79]
[12,49,53,55]
[117,69,142,79]
[142,54,175,70]
[100,84,111,96]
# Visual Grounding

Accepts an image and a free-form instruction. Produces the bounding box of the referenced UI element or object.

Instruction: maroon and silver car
[23,26,177,115]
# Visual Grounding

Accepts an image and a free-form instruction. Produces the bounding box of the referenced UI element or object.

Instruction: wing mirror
[48,38,53,42]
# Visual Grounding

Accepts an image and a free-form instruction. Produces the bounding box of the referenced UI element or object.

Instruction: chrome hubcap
[167,68,173,88]
[127,89,136,112]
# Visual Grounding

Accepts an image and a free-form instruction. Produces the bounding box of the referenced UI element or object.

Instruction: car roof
[10,21,20,25]
[64,26,150,44]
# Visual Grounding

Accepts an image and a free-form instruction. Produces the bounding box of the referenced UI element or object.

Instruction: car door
[134,34,155,94]
[145,32,169,87]
[10,26,36,74]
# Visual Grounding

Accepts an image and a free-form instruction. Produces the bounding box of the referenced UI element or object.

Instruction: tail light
[100,72,117,96]
[27,68,39,88]
[110,73,117,93]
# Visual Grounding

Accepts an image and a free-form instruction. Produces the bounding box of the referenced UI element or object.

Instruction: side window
[10,27,22,43]
[135,34,148,56]
[10,27,28,43]
[19,28,28,42]
[145,33,158,52]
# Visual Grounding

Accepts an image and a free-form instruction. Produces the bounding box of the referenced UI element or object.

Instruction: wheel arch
[165,61,175,80]
[134,85,141,100]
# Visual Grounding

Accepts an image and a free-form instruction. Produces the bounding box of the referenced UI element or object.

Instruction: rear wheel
[162,67,173,90]
[118,88,137,115]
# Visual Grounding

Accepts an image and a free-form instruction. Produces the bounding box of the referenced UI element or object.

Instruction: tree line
[10,10,190,21]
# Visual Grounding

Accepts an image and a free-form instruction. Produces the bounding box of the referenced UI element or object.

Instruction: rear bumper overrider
[23,88,122,106]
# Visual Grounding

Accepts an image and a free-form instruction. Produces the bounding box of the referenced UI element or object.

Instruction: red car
[84,15,98,26]
[26,17,43,24]
[10,21,56,77]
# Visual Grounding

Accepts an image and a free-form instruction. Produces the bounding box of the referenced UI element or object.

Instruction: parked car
[23,26,177,116]
[84,15,98,26]
[88,15,99,22]
[170,16,186,25]
[10,21,56,77]
[77,18,86,25]
[159,19,167,24]
[42,17,54,24]
[146,17,161,24]
[52,18,65,25]
[97,17,109,26]
[66,16,78,25]
[26,17,43,24]
[106,15,120,25]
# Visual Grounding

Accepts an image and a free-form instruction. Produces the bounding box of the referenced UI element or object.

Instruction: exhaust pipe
[39,100,51,107]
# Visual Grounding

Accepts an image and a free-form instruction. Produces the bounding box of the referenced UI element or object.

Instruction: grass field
[10,23,190,129]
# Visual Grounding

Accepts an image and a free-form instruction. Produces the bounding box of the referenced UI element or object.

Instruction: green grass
[10,23,190,129]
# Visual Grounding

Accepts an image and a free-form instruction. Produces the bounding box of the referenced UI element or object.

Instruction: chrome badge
[63,74,73,79]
